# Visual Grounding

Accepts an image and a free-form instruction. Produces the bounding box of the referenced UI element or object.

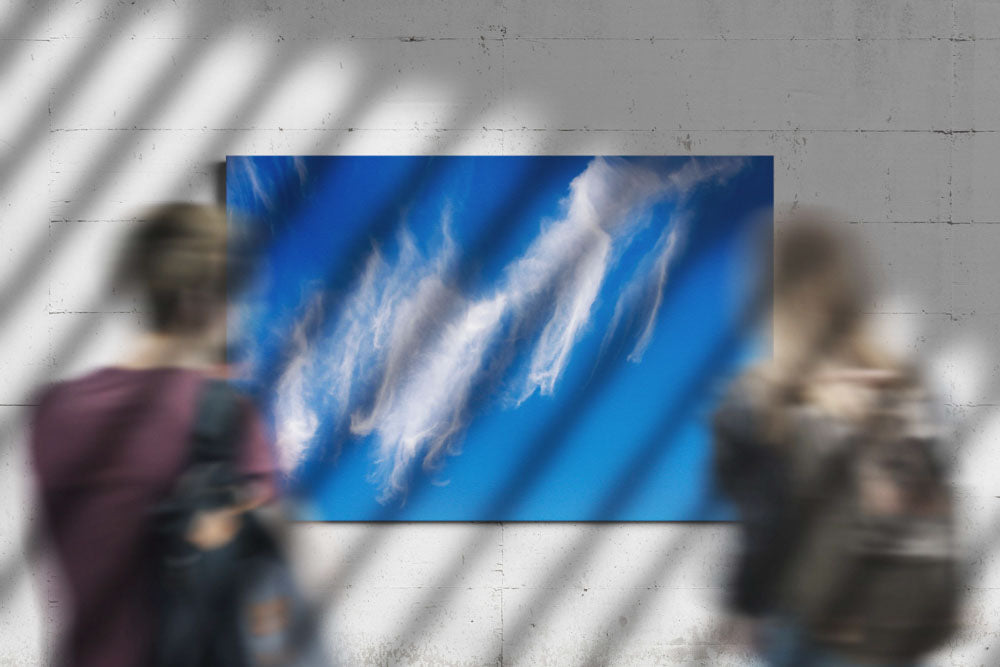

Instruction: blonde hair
[755,211,907,440]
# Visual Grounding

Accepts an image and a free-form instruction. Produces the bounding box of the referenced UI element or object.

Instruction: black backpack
[150,380,326,667]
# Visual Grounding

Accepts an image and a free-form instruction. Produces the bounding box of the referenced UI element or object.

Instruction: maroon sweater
[31,367,276,667]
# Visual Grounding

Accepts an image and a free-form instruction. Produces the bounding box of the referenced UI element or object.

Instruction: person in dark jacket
[713,213,957,666]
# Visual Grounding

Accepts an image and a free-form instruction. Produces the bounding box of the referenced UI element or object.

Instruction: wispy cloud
[350,158,680,500]
[272,293,323,473]
[266,157,749,501]
[629,223,684,363]
[510,157,675,403]
[232,155,274,212]
[604,219,686,366]
[603,157,748,363]
[353,291,508,501]
[270,223,440,475]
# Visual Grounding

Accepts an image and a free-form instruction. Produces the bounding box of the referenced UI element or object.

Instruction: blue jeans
[763,619,918,667]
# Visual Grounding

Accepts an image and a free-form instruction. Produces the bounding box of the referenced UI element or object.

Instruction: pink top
[31,367,276,667]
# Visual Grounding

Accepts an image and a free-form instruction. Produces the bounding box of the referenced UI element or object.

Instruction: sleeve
[712,375,770,499]
[917,382,955,475]
[712,375,796,617]
[30,383,69,491]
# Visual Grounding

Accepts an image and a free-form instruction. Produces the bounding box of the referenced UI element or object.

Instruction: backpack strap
[188,379,243,467]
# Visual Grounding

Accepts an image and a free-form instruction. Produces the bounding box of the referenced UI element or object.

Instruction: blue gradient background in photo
[227,155,772,521]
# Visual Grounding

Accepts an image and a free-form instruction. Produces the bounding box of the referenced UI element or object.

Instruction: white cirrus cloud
[269,157,749,501]
[272,293,323,473]
[602,218,687,366]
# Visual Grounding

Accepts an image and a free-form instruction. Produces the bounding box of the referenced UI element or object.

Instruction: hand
[186,507,241,550]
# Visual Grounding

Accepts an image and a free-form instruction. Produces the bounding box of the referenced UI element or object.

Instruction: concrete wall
[1,1,998,664]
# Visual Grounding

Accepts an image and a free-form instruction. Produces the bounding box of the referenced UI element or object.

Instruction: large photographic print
[227,156,772,521]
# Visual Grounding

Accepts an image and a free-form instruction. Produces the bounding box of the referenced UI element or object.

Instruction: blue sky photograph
[227,155,772,521]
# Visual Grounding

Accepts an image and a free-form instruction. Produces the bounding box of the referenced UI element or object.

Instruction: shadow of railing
[0,0,56,85]
[0,7,223,331]
[2,8,999,662]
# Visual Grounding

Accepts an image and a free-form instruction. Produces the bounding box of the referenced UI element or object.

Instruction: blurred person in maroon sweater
[31,204,276,666]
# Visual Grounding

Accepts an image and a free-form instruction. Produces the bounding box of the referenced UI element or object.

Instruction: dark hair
[117,203,229,333]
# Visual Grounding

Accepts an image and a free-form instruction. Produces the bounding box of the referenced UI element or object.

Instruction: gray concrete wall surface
[1,1,998,664]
